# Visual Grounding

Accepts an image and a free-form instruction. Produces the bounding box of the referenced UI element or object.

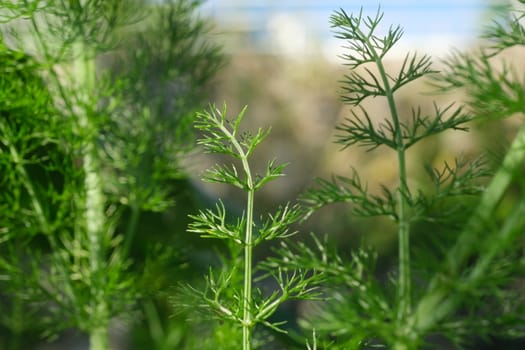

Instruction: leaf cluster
[264,234,393,348]
[327,7,473,163]
[95,0,225,213]
[195,104,286,191]
[37,231,137,336]
[283,5,525,349]
[183,105,322,347]
[0,38,137,341]
[0,42,79,243]
[433,51,525,119]
[0,0,224,347]
[336,103,472,151]
[301,170,397,220]
[303,7,485,225]
[332,8,435,105]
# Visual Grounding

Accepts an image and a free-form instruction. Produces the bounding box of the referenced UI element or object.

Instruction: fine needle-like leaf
[189,104,322,349]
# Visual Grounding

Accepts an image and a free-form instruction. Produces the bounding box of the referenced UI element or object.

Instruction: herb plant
[0,1,222,349]
[182,104,321,350]
[2,1,525,349]
[268,5,525,350]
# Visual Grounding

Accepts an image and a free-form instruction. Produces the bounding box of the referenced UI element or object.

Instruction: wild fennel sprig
[313,5,456,321]
[328,12,473,330]
[297,7,484,349]
[187,104,319,350]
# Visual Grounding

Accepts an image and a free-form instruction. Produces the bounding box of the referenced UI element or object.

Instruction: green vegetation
[1,1,525,349]
[180,104,321,350]
[0,0,222,349]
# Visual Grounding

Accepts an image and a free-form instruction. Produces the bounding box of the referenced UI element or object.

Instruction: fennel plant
[0,1,222,349]
[2,1,525,349]
[182,104,321,350]
[269,5,525,350]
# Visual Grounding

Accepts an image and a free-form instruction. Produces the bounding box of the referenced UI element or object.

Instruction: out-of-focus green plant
[0,1,222,349]
[266,5,525,350]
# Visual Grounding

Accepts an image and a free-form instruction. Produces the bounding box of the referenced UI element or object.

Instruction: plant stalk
[216,118,255,350]
[28,12,111,349]
[89,325,109,350]
[412,124,525,334]
[75,45,110,350]
[362,28,412,329]
[240,147,255,350]
[243,187,255,350]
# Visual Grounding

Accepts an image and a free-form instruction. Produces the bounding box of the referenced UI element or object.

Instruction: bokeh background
[189,0,522,251]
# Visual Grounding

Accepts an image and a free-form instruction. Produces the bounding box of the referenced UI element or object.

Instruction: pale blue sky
[200,0,494,57]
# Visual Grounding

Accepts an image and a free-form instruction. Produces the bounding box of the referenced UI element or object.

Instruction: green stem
[29,10,110,349]
[238,149,255,350]
[74,46,110,350]
[89,325,109,350]
[412,124,525,334]
[361,28,412,329]
[467,199,525,282]
[75,46,104,273]
[216,120,255,350]
[243,187,255,350]
[83,147,104,272]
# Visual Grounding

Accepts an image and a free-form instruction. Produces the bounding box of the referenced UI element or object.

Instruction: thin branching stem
[243,187,255,350]
[376,46,411,327]
[191,105,319,348]
[27,10,110,348]
[354,22,412,329]
[214,118,255,350]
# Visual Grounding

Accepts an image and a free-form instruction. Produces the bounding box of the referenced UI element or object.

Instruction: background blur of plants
[1,0,524,349]
[0,0,223,349]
